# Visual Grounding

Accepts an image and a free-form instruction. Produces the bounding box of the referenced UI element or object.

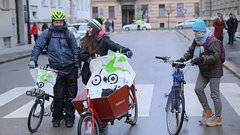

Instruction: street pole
[26,0,31,44]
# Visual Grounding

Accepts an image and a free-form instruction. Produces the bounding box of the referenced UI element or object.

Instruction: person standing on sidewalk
[31,23,39,43]
[213,13,225,41]
[174,19,223,127]
[111,20,115,32]
[28,10,80,128]
[233,14,238,41]
[226,13,236,45]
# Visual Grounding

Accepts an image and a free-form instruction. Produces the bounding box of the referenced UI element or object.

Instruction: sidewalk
[178,28,240,79]
[0,44,33,64]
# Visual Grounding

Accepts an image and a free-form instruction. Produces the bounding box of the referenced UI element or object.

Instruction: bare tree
[166,3,174,29]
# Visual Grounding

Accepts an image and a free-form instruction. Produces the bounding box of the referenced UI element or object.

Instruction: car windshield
[78,24,87,31]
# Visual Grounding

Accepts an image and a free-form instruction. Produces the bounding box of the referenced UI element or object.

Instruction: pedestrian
[136,19,142,31]
[213,13,225,41]
[28,10,80,128]
[226,13,235,45]
[233,14,238,41]
[41,23,48,32]
[80,18,133,85]
[174,19,223,127]
[112,20,114,32]
[31,23,39,43]
[104,19,111,32]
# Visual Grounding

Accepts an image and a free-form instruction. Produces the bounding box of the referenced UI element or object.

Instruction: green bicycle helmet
[51,10,66,21]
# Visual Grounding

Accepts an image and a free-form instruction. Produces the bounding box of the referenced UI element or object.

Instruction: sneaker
[207,117,222,127]
[65,121,74,128]
[199,109,214,123]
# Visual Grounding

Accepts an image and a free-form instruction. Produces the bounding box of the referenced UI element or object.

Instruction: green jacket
[182,37,223,78]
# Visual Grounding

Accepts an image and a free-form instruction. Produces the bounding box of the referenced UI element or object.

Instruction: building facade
[0,0,91,49]
[90,0,199,30]
[0,0,28,49]
[199,0,240,32]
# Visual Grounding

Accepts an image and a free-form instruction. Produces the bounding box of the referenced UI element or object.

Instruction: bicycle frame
[169,68,185,112]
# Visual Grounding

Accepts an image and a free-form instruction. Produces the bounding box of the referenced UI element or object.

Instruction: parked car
[68,26,81,47]
[175,19,196,29]
[77,23,87,37]
[123,21,152,31]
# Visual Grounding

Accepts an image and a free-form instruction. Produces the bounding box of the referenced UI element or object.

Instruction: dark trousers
[228,31,234,44]
[137,25,140,30]
[52,66,78,123]
[33,34,38,43]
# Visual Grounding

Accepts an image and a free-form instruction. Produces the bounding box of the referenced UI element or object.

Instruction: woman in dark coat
[80,18,133,85]
[213,13,225,41]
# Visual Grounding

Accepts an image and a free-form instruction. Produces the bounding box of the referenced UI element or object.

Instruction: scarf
[194,29,212,45]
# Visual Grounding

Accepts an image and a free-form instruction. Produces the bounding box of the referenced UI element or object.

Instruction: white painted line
[0,87,33,107]
[220,83,240,116]
[184,84,202,116]
[3,98,53,118]
[136,84,154,117]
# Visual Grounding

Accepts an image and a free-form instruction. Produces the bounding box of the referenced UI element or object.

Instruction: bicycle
[155,56,192,135]
[26,65,61,133]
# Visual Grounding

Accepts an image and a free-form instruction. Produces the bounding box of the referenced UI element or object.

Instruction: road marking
[0,87,33,107]
[184,84,202,116]
[135,84,154,117]
[220,83,240,116]
[2,84,154,118]
[185,83,240,116]
[3,98,53,118]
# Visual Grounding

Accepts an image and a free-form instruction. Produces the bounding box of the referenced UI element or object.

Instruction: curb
[0,51,32,64]
[177,30,240,79]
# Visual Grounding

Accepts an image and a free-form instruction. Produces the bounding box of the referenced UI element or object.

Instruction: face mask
[194,32,205,41]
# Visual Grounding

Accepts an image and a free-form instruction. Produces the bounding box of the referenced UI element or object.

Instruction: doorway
[121,5,135,26]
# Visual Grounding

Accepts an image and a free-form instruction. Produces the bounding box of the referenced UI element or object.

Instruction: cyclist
[80,17,133,85]
[175,19,223,127]
[28,9,80,128]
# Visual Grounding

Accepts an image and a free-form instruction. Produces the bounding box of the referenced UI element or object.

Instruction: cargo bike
[72,53,138,135]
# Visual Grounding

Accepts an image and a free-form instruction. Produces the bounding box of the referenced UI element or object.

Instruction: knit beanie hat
[192,19,206,31]
[87,18,102,33]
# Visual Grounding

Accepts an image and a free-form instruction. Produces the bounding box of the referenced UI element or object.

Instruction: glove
[126,51,133,58]
[192,57,203,65]
[172,58,185,68]
[28,61,36,69]
[87,57,93,63]
[77,68,81,78]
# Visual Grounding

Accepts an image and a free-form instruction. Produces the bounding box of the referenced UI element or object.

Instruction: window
[194,2,199,17]
[177,3,184,16]
[109,6,115,19]
[159,4,165,17]
[142,5,148,18]
[51,0,56,7]
[1,0,9,9]
[92,7,98,18]
[58,0,63,8]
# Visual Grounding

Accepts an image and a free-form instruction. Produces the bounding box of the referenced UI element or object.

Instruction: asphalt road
[0,30,240,135]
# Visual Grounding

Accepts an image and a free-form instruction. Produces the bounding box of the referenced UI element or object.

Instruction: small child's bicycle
[155,56,193,135]
[26,65,61,133]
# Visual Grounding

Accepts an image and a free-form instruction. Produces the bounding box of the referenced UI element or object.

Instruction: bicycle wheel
[126,86,138,126]
[166,88,185,135]
[78,113,100,135]
[27,99,44,133]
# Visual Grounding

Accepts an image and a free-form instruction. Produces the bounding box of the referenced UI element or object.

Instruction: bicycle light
[83,100,88,109]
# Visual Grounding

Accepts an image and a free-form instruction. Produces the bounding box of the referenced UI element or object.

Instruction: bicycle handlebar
[33,65,68,75]
[155,56,193,67]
